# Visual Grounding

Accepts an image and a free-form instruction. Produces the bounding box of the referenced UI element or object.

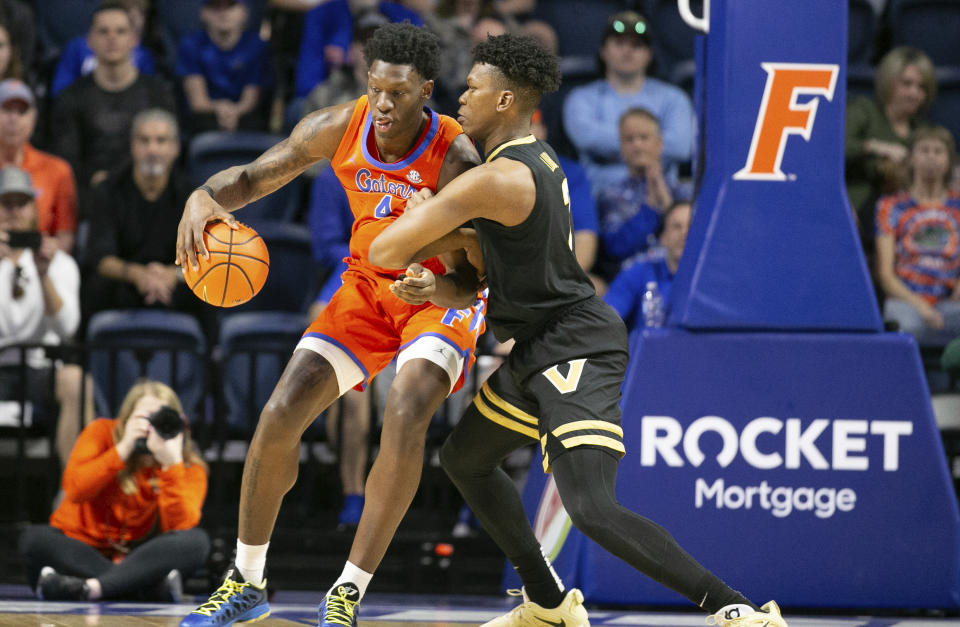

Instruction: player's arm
[369,157,536,269]
[176,100,354,270]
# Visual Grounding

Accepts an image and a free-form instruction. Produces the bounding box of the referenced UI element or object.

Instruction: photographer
[18,380,210,602]
[0,166,92,465]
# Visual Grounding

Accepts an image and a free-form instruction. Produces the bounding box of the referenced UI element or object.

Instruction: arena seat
[929,66,960,151]
[188,131,304,222]
[34,0,98,60]
[533,0,627,63]
[86,310,207,419]
[889,0,960,67]
[643,0,700,85]
[847,0,878,66]
[231,219,316,314]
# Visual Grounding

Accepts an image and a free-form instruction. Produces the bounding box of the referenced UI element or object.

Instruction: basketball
[183,221,269,307]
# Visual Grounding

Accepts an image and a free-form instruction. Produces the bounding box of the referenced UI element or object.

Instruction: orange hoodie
[50,418,207,558]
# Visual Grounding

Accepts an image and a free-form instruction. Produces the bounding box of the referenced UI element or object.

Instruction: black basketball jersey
[473,135,595,343]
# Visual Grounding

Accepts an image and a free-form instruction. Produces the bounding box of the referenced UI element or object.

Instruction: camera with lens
[134,406,186,455]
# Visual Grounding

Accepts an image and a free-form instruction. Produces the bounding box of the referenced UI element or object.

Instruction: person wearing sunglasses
[562,10,694,195]
[0,166,92,465]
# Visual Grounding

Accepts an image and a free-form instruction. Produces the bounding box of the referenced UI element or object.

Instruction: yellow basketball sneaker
[481,588,590,627]
[706,601,788,626]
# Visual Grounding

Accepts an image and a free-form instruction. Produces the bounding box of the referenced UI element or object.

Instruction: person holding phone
[0,166,92,465]
[18,380,210,602]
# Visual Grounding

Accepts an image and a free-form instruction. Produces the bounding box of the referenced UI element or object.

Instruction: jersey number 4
[374,194,393,218]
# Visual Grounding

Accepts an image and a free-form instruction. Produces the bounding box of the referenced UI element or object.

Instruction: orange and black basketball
[183,221,269,307]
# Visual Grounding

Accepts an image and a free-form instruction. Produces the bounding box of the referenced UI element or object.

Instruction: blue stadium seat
[86,310,207,419]
[643,0,701,85]
[218,311,307,435]
[889,0,960,67]
[848,0,878,66]
[188,131,303,222]
[533,0,627,62]
[35,0,99,59]
[929,67,960,149]
[232,220,316,314]
[846,65,877,102]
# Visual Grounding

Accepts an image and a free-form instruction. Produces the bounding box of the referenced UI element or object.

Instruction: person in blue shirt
[604,200,691,333]
[563,10,694,193]
[294,0,422,99]
[595,107,691,284]
[176,0,271,133]
[50,0,156,97]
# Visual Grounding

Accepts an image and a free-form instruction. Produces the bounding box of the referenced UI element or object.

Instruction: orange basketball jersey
[331,96,462,277]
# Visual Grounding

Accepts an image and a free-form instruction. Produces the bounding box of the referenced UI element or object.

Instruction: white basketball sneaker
[481,588,590,627]
[706,600,789,626]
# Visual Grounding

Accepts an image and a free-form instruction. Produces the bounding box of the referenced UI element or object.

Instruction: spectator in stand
[0,166,91,467]
[530,108,600,285]
[50,0,157,97]
[846,46,936,236]
[294,0,422,99]
[51,0,174,201]
[18,380,210,602]
[303,10,385,118]
[307,166,371,528]
[563,10,694,193]
[876,125,960,346]
[424,0,507,115]
[0,80,78,253]
[595,107,691,285]
[177,0,272,133]
[81,109,213,340]
[0,20,23,81]
[0,1,33,78]
[604,201,691,333]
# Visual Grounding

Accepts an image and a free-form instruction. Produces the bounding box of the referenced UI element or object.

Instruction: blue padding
[669,0,881,331]
[512,330,960,608]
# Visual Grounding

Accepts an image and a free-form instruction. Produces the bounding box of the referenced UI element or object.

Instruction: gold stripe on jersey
[475,392,539,439]
[560,435,626,455]
[480,383,538,425]
[552,420,623,438]
[539,152,559,172]
[485,135,538,163]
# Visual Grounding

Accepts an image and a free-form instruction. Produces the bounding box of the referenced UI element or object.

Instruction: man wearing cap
[0,166,92,465]
[563,10,694,193]
[51,0,174,198]
[176,0,272,133]
[0,79,78,253]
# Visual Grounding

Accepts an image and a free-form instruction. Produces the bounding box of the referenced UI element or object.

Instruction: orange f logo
[733,63,839,181]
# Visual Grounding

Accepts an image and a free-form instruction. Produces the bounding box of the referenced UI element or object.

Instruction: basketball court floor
[1,590,958,627]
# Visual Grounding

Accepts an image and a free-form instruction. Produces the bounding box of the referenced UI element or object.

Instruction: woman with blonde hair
[18,380,210,602]
[846,46,937,229]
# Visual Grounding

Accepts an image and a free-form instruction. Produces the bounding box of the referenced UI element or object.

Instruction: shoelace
[324,586,360,626]
[192,578,249,616]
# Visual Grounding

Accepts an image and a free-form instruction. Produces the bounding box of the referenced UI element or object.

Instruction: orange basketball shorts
[298,263,487,395]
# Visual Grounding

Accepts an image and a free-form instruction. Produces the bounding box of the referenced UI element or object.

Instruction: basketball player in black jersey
[369,34,788,627]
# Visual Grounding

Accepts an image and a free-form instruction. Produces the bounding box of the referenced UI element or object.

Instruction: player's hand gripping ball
[183,221,269,307]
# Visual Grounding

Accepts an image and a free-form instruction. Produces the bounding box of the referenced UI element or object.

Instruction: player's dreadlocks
[472,33,561,109]
[364,22,442,82]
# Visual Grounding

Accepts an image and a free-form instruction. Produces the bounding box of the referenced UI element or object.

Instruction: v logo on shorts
[542,359,586,394]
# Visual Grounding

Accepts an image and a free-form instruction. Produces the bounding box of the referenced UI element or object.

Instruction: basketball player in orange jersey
[175,23,485,627]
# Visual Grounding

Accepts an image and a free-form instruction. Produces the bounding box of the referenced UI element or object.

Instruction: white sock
[716,603,756,618]
[328,561,373,600]
[235,540,269,586]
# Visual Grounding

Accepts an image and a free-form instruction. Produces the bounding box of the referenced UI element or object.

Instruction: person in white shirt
[0,166,92,465]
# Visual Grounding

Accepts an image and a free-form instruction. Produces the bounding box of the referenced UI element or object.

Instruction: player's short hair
[364,22,441,82]
[473,33,560,110]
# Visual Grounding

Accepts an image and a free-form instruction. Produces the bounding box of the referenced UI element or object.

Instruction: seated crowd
[0,0,959,602]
